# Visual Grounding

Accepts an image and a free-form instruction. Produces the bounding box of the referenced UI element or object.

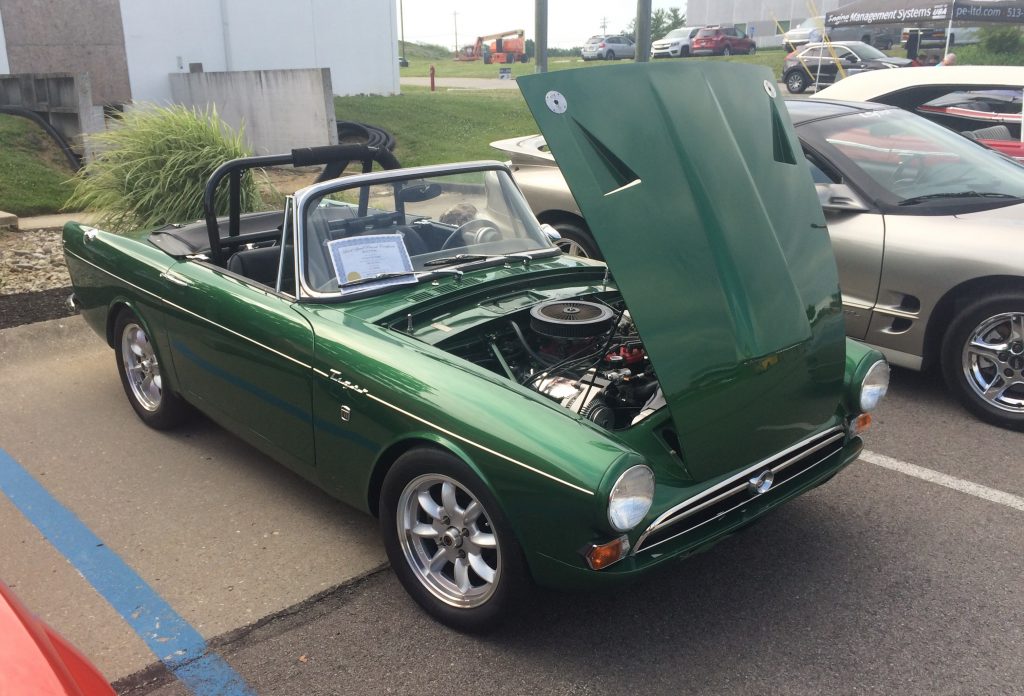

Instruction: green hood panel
[519,63,846,480]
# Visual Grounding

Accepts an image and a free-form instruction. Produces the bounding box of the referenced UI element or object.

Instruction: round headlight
[859,360,890,412]
[607,465,655,532]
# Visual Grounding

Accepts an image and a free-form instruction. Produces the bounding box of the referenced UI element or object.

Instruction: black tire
[748,44,756,55]
[941,292,1024,430]
[681,46,690,57]
[605,50,616,60]
[549,219,602,260]
[785,69,809,94]
[380,448,530,631]
[722,45,732,56]
[113,308,190,430]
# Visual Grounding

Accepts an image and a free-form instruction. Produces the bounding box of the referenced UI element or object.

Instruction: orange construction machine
[456,29,529,64]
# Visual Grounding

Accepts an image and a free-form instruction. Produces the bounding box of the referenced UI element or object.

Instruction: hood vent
[529,300,615,338]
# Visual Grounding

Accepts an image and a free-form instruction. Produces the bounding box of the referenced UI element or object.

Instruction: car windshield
[845,42,887,59]
[299,167,556,296]
[799,108,1024,208]
[664,29,690,39]
[797,16,824,30]
[696,28,719,37]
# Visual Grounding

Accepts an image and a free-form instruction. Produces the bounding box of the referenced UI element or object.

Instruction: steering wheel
[891,154,926,188]
[440,219,502,250]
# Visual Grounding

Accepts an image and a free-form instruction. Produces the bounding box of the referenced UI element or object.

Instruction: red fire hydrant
[429,65,435,92]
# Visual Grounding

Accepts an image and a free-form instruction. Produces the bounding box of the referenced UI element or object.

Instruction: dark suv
[782,41,911,94]
[690,26,756,56]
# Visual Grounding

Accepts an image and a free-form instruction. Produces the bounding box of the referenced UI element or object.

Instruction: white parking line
[861,450,1024,513]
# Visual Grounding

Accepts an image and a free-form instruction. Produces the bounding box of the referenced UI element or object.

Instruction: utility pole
[399,0,406,65]
[453,11,459,53]
[600,16,608,33]
[535,0,548,73]
[635,0,652,62]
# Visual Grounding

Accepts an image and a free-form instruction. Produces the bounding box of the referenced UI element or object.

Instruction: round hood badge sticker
[763,80,777,98]
[546,90,568,114]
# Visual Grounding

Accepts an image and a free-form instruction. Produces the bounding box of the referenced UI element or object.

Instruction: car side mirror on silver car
[815,183,869,213]
[540,223,562,244]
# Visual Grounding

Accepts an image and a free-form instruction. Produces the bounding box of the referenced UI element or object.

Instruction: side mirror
[540,223,562,244]
[816,183,869,213]
[398,181,442,203]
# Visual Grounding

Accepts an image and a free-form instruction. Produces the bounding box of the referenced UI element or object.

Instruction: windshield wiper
[422,254,490,267]
[898,191,1020,206]
[338,272,418,288]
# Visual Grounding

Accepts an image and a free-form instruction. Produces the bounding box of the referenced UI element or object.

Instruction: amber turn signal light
[585,535,630,570]
[850,412,872,435]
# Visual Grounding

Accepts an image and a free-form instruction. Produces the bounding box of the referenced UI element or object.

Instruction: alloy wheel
[961,312,1024,413]
[120,322,163,412]
[396,474,501,608]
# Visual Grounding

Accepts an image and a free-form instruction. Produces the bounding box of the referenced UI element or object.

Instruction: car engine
[442,298,663,431]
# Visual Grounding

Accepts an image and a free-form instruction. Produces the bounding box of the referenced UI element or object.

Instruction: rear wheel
[605,50,616,60]
[380,448,529,631]
[722,45,732,56]
[748,44,756,55]
[785,69,809,94]
[114,309,190,429]
[941,293,1024,430]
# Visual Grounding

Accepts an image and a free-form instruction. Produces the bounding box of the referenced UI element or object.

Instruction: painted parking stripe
[0,448,255,695]
[861,449,1024,513]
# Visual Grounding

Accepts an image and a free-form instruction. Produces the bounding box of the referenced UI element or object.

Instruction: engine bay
[438,297,664,431]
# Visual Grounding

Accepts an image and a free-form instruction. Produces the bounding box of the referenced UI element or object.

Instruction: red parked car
[0,582,115,695]
[690,26,756,56]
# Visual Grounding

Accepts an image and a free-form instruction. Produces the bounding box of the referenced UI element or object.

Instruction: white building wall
[118,0,398,104]
[0,7,10,74]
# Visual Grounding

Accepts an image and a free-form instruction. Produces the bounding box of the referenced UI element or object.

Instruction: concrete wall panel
[0,0,129,104]
[169,68,338,156]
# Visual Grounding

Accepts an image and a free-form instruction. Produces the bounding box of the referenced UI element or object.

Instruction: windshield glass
[798,16,824,30]
[664,28,690,39]
[799,108,1024,209]
[846,41,887,59]
[300,168,555,296]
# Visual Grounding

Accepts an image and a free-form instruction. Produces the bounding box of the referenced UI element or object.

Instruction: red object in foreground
[0,583,115,696]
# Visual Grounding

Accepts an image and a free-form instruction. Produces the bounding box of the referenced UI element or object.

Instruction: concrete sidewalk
[16,211,99,230]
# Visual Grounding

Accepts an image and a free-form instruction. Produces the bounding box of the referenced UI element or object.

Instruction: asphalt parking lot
[2,316,1022,695]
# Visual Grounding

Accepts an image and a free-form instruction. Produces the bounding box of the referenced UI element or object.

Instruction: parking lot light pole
[636,0,652,62]
[536,0,548,73]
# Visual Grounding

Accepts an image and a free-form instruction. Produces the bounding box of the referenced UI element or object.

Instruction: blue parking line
[0,448,255,696]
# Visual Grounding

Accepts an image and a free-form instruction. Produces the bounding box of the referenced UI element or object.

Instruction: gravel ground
[0,227,75,329]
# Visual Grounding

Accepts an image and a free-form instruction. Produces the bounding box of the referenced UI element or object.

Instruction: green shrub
[66,104,257,233]
[980,25,1022,54]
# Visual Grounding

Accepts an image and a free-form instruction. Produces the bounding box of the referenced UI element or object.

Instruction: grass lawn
[336,86,536,168]
[401,49,791,80]
[0,115,77,216]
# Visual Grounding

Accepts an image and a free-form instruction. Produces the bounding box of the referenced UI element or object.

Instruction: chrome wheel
[120,322,162,412]
[961,312,1024,414]
[396,474,501,608]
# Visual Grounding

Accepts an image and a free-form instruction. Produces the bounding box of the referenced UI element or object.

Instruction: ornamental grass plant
[66,104,258,233]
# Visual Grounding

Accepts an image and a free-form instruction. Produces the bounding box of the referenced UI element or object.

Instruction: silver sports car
[493,99,1024,430]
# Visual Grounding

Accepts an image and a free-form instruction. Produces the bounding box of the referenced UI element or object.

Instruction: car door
[161,206,317,480]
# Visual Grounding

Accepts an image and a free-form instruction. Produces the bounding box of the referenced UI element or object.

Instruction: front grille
[633,427,845,554]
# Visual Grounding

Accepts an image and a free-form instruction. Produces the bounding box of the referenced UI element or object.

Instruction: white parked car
[651,27,701,58]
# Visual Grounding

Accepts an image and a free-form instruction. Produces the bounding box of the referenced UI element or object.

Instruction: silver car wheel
[962,312,1024,413]
[556,238,591,258]
[396,473,501,608]
[120,322,163,412]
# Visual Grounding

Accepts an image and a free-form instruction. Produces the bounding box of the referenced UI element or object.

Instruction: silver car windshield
[300,168,555,296]
[802,108,1024,208]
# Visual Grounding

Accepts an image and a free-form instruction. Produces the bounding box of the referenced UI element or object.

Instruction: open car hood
[518,63,846,479]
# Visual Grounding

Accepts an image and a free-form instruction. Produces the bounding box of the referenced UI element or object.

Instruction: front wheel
[785,70,809,94]
[549,219,601,260]
[605,50,616,60]
[748,44,756,55]
[941,294,1024,430]
[114,309,190,429]
[380,448,529,631]
[722,45,732,56]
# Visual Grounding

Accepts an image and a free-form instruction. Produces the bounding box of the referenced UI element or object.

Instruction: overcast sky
[396,1,688,50]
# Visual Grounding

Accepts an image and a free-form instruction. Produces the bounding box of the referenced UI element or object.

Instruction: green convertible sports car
[63,64,888,629]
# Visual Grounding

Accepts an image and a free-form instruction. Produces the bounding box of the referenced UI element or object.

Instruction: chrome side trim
[67,249,594,497]
[364,392,595,497]
[633,426,845,553]
[66,249,310,370]
[873,306,919,319]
